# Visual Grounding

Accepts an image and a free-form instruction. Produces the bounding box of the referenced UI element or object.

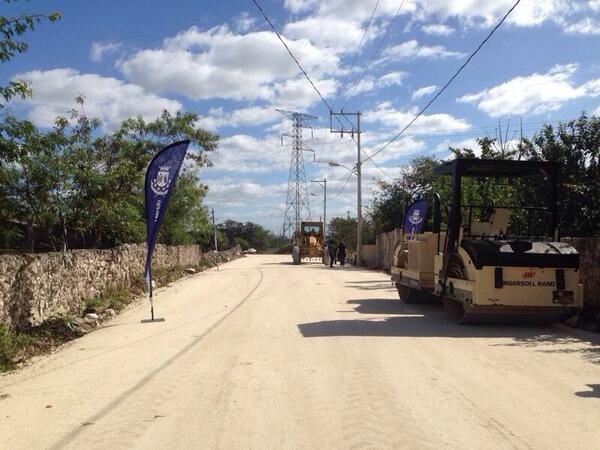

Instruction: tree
[370,113,600,238]
[218,220,278,251]
[1,1,61,107]
[370,156,449,232]
[521,114,600,236]
[0,103,219,250]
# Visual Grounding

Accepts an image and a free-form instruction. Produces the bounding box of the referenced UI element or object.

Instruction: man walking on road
[328,238,336,268]
[337,241,346,266]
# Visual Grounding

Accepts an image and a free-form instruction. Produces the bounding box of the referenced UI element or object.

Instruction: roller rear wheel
[395,283,422,303]
[443,297,468,323]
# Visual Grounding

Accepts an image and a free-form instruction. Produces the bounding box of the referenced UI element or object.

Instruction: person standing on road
[337,241,346,266]
[328,238,337,268]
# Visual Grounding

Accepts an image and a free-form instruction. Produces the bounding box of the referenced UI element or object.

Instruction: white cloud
[435,138,481,159]
[593,105,600,116]
[283,0,593,37]
[364,101,471,135]
[365,135,427,162]
[205,179,287,207]
[119,25,339,102]
[286,0,414,22]
[458,64,600,117]
[89,41,122,63]
[382,40,465,60]
[283,0,319,14]
[413,0,569,27]
[234,12,257,32]
[196,106,281,131]
[564,17,600,35]
[379,71,407,87]
[347,71,406,96]
[411,85,437,100]
[271,76,338,109]
[210,134,289,173]
[12,68,181,130]
[421,23,455,35]
[284,17,374,53]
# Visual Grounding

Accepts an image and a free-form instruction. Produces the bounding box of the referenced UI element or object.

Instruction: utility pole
[211,208,218,251]
[330,110,362,266]
[310,179,327,235]
[278,109,315,243]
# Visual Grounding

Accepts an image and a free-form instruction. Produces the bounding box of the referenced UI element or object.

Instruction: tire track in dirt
[339,343,433,450]
[48,268,264,449]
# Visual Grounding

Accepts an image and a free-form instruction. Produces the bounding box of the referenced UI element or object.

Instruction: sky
[3,0,600,233]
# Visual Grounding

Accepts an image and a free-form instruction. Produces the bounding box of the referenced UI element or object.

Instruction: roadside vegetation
[217,220,281,251]
[370,115,600,239]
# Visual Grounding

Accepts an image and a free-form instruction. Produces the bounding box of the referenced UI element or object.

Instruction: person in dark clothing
[328,238,336,268]
[337,241,346,266]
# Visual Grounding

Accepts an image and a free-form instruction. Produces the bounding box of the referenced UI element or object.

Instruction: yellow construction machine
[292,221,324,264]
[391,159,583,323]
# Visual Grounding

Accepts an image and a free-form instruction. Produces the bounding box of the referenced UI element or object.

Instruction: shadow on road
[261,262,297,266]
[575,384,600,398]
[298,298,600,365]
[347,299,429,315]
[345,281,396,292]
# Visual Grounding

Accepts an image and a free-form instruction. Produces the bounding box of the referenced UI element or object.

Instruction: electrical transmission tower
[278,109,316,242]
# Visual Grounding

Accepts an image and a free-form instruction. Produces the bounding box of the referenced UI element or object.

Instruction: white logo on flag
[151,166,171,195]
[408,209,423,225]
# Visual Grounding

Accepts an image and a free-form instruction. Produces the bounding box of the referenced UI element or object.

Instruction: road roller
[390,158,583,323]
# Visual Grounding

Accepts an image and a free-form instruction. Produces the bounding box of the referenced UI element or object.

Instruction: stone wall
[563,237,600,310]
[0,244,241,331]
[376,229,401,271]
[201,245,243,266]
[360,245,378,268]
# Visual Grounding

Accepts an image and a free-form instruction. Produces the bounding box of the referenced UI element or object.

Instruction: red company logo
[522,271,536,279]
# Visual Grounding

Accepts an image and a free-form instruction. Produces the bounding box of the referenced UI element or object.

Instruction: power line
[364,0,522,164]
[340,0,380,91]
[251,0,394,182]
[342,0,406,108]
[332,172,354,199]
[251,0,333,111]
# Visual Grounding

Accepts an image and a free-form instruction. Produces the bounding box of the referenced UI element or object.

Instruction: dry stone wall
[0,244,240,331]
[563,237,600,311]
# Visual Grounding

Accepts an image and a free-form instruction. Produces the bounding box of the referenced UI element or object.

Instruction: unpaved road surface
[1,255,599,449]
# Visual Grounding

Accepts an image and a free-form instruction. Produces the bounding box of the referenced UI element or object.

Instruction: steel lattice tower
[278,109,315,242]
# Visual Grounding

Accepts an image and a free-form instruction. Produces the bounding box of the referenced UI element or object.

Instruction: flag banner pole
[142,140,191,323]
[141,264,164,323]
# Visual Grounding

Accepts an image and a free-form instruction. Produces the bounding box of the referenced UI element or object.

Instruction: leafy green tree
[370,156,449,232]
[522,114,600,236]
[0,103,218,250]
[329,216,376,251]
[370,114,600,237]
[0,1,61,107]
[218,220,278,251]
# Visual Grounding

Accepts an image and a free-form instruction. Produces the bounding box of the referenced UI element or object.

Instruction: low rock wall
[0,244,242,331]
[563,237,600,310]
[201,246,243,266]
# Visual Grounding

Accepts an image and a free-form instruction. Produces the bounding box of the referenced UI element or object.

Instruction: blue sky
[3,0,600,232]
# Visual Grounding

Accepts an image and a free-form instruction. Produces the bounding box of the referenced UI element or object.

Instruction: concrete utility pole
[330,111,363,266]
[211,208,218,251]
[310,179,327,235]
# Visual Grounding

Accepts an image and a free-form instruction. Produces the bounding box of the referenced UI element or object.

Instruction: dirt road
[1,254,599,449]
